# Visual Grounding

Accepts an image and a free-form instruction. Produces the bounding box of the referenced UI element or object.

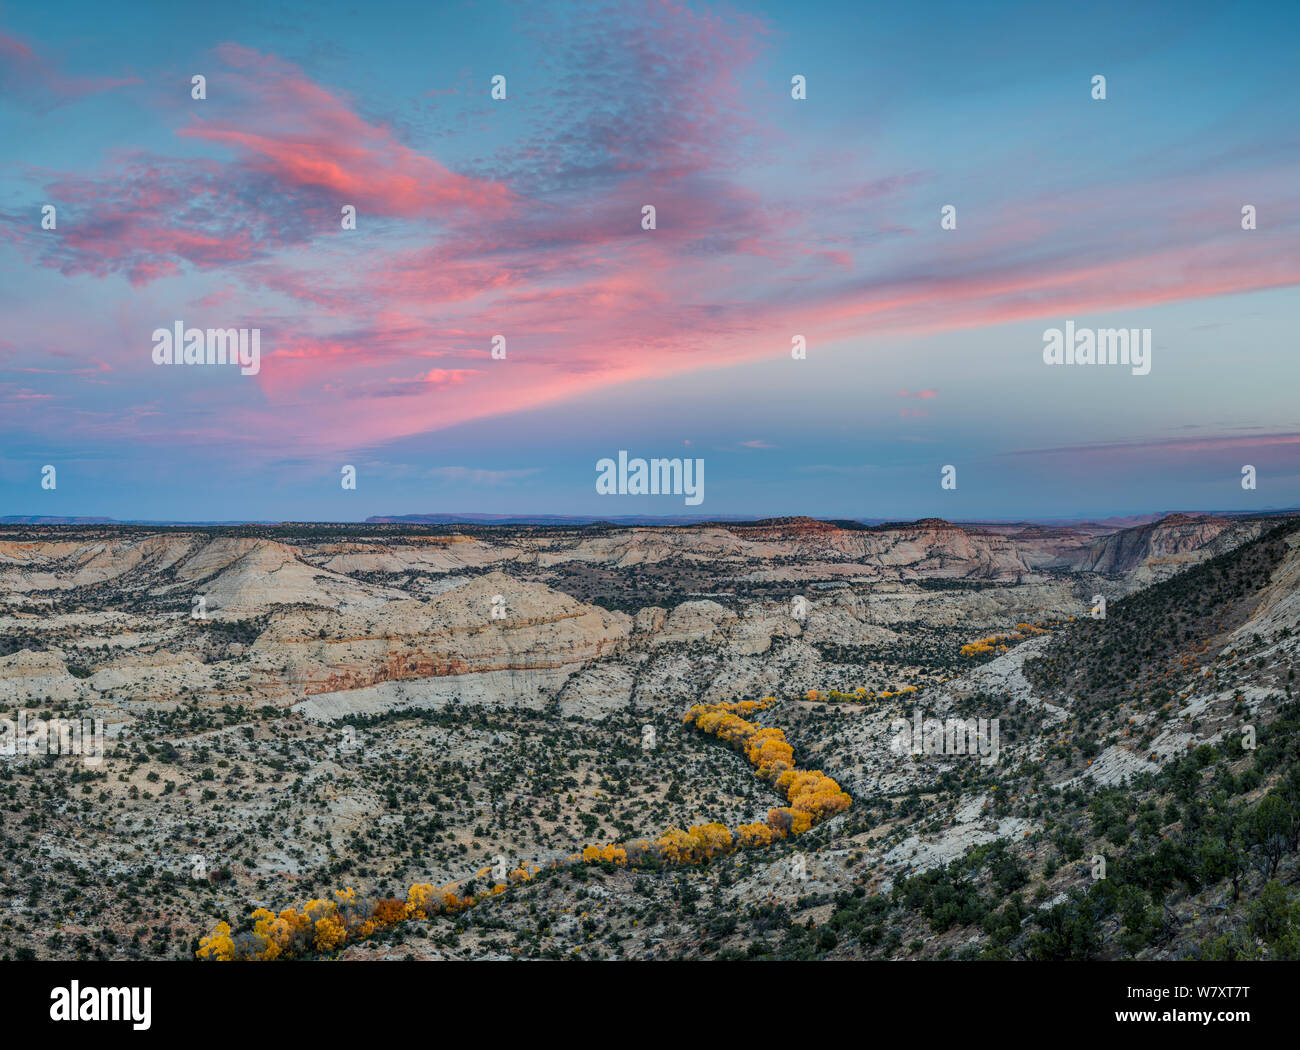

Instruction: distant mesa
[364,513,753,526]
[2,508,1297,530]
[0,515,116,525]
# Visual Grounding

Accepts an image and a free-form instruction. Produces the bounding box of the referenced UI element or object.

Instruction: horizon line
[3,507,1299,529]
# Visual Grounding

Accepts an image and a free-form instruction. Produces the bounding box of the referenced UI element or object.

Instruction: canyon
[0,511,1296,961]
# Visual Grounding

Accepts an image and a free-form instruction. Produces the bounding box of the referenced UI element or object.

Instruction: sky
[1,0,1298,522]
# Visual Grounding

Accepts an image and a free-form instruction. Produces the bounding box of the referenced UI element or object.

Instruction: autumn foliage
[807,685,919,703]
[198,866,538,961]
[682,698,851,840]
[566,699,849,866]
[199,695,850,960]
[960,621,1052,658]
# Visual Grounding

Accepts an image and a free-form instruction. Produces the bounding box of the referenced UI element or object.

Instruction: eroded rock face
[1228,530,1300,642]
[282,574,635,699]
[1071,514,1262,579]
[0,514,1268,723]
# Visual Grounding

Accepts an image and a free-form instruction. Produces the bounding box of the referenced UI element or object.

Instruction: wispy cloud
[0,30,138,108]
[428,466,542,486]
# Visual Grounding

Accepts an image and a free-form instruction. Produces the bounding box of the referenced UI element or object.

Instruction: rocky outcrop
[0,515,1272,720]
[1071,514,1262,578]
[262,573,634,701]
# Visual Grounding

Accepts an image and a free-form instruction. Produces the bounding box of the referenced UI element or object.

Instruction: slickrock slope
[1070,513,1263,583]
[0,515,1272,717]
[278,573,634,703]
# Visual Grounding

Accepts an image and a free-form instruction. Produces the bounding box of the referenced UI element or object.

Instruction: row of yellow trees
[959,621,1052,658]
[198,697,851,960]
[682,698,851,835]
[804,685,919,703]
[572,699,852,863]
[197,866,539,960]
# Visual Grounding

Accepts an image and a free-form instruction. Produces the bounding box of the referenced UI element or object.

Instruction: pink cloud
[12,43,514,288]
[382,367,483,395]
[7,4,1300,469]
[0,31,138,105]
[175,43,514,218]
[1004,432,1300,459]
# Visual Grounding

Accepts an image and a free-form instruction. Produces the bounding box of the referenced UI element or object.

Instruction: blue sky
[1,0,1298,521]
